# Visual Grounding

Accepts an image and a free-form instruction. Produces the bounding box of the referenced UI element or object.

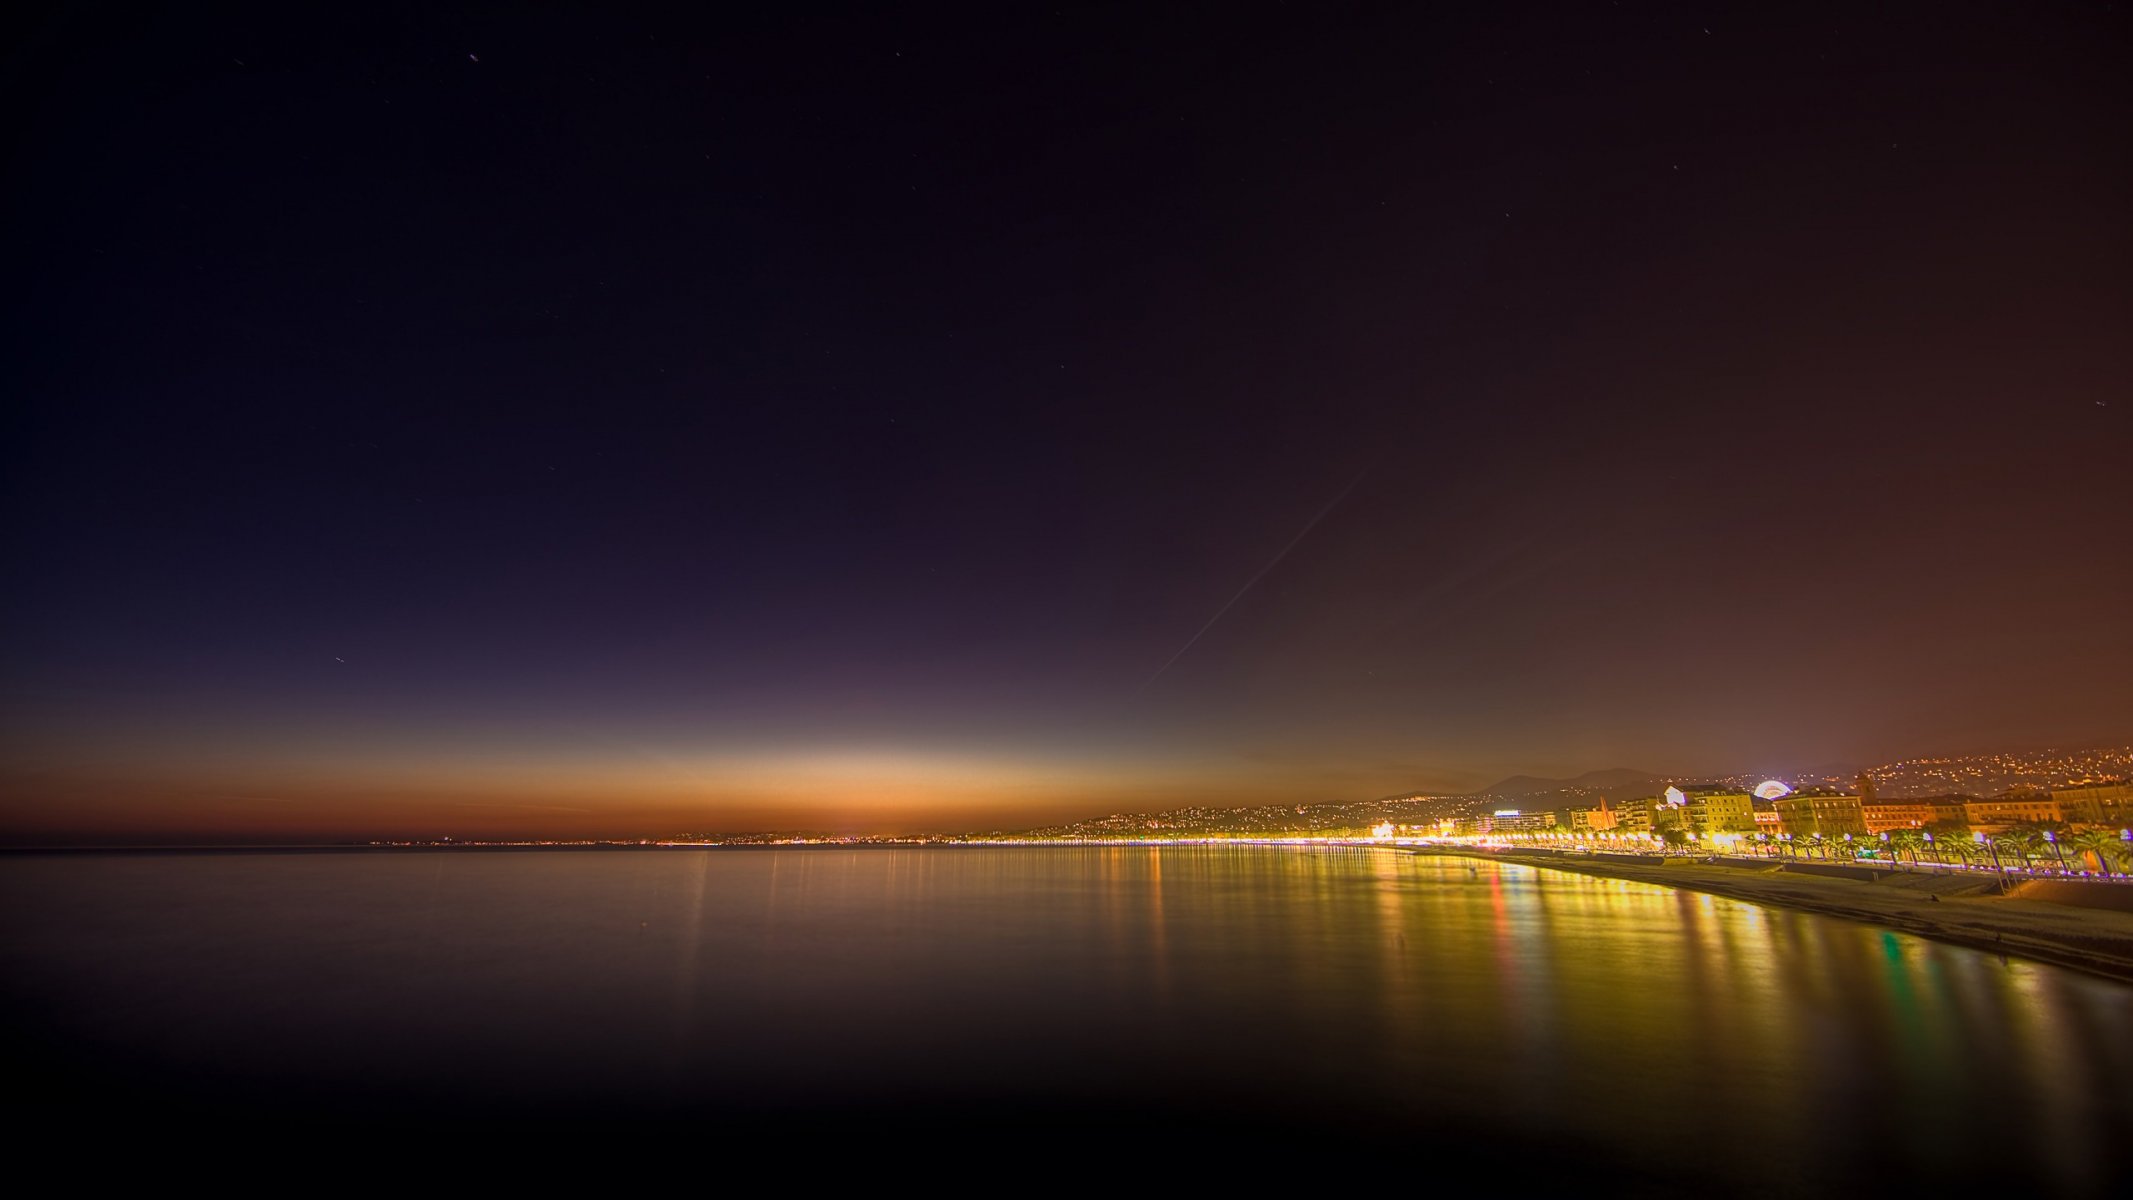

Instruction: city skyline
[8,738,2126,845]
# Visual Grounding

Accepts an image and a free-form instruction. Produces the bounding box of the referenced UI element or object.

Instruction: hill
[1474,768,1665,802]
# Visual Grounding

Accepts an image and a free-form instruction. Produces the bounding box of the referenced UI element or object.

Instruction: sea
[3,846,2126,1192]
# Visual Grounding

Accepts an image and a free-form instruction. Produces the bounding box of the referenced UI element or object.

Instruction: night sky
[4,2,2128,841]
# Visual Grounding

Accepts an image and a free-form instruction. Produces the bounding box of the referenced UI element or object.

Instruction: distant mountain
[1476,768,1663,801]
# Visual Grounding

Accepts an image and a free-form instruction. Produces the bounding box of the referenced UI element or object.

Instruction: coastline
[1424,847,2133,985]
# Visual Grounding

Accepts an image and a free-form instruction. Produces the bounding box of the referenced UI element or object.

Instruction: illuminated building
[1774,790,1868,837]
[1611,798,1658,835]
[1635,785,1757,835]
[1681,791,1757,834]
[1862,801,1957,833]
[1569,806,1619,832]
[1963,795,2066,834]
[2051,781,2133,829]
[1480,809,1557,835]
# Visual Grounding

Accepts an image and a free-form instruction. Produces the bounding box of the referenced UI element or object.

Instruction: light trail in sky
[1141,469,1369,692]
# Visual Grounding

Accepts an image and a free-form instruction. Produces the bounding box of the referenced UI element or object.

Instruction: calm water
[4,847,2128,1191]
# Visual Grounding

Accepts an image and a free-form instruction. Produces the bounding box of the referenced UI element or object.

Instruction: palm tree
[2067,829,2127,877]
[1923,822,1969,866]
[1886,828,1927,867]
[1992,826,2045,872]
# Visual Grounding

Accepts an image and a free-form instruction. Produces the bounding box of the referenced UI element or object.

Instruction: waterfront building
[2051,781,2133,829]
[1611,798,1658,835]
[1617,785,1759,838]
[1854,795,1974,833]
[1863,801,1947,833]
[1480,810,1558,835]
[1682,791,1757,834]
[1774,790,1868,837]
[1963,795,2066,834]
[1569,806,1619,832]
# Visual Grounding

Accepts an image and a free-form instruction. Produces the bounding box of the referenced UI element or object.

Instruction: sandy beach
[1426,847,2133,984]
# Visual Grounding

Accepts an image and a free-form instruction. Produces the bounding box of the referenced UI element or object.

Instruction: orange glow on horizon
[0,745,1371,842]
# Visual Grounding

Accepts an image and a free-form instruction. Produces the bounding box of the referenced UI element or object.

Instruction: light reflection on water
[2,846,2126,1191]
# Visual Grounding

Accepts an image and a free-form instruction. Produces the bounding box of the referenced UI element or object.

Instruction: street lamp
[1975,830,2002,872]
[2044,830,2066,872]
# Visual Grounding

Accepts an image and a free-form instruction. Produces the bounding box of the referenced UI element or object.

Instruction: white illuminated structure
[1754,780,1794,800]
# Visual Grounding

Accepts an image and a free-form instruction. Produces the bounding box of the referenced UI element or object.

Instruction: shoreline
[1424,847,2133,985]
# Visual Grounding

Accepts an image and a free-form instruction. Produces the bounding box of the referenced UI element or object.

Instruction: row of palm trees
[1769,822,2131,876]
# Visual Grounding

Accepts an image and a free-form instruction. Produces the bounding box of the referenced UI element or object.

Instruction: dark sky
[4,1,2128,839]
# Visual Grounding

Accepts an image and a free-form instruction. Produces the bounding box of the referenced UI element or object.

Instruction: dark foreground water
[4,847,2127,1191]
